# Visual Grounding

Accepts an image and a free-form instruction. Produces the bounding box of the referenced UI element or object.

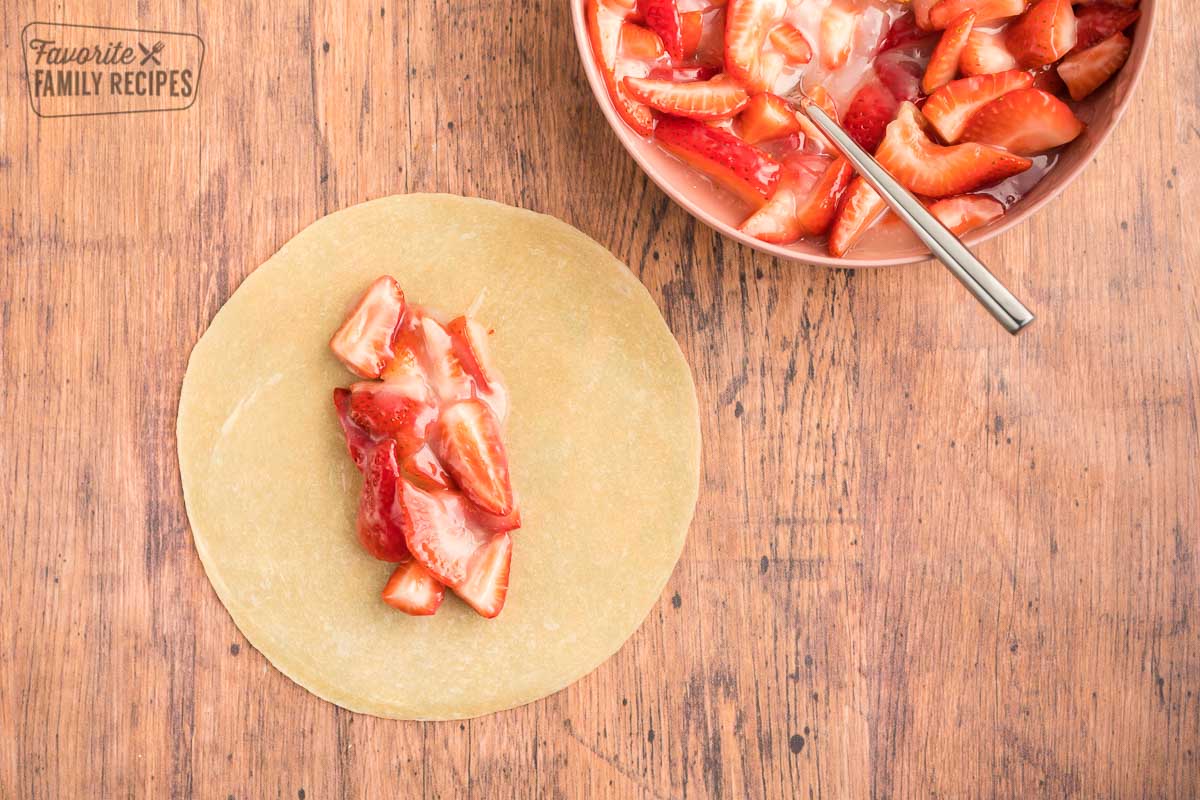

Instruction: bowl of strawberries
[573,0,1153,266]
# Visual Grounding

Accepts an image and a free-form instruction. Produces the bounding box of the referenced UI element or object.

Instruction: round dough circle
[178,195,701,719]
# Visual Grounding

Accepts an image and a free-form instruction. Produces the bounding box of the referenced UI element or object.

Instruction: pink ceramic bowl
[571,2,1156,267]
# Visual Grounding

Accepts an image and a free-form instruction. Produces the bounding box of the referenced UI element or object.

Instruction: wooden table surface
[2,0,1197,797]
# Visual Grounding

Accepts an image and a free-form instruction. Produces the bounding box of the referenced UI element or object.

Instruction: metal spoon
[797,97,1036,335]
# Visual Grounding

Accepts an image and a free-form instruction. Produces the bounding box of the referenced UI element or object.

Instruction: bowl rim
[571,0,1156,268]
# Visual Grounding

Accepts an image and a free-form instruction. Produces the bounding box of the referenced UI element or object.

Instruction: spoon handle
[800,99,1035,335]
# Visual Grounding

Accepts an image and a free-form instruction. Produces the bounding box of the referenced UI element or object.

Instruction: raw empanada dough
[178,195,700,719]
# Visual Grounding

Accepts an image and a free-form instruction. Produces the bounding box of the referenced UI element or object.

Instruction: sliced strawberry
[446,314,497,392]
[332,388,375,470]
[586,0,656,135]
[347,378,436,455]
[923,69,1034,142]
[401,482,489,587]
[1029,63,1068,95]
[819,2,858,70]
[622,74,750,120]
[401,445,453,491]
[638,0,684,59]
[928,0,1027,29]
[960,30,1019,75]
[796,158,855,237]
[418,316,473,403]
[725,0,787,90]
[681,10,705,60]
[795,85,839,153]
[648,64,722,81]
[1058,32,1131,101]
[912,0,940,31]
[880,13,936,52]
[620,22,667,60]
[654,116,781,207]
[379,318,425,382]
[875,102,1032,197]
[926,194,1005,234]
[1073,2,1139,52]
[843,80,899,153]
[453,533,513,619]
[874,48,926,104]
[737,92,801,144]
[876,193,1005,237]
[357,440,412,562]
[828,177,888,257]
[466,501,523,535]
[739,155,828,244]
[769,23,813,64]
[960,87,1083,155]
[923,11,976,94]
[433,399,514,517]
[329,276,406,379]
[381,559,445,615]
[1006,0,1077,68]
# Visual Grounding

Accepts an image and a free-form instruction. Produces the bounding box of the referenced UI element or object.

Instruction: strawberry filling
[585,0,1140,256]
[330,279,519,618]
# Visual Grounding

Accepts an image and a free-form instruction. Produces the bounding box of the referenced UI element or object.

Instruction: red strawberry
[346,378,436,455]
[876,193,1005,238]
[680,10,705,60]
[638,0,684,59]
[433,399,515,517]
[381,559,446,616]
[401,482,489,587]
[401,445,453,492]
[379,319,425,382]
[739,155,829,244]
[466,501,523,535]
[828,177,888,257]
[333,388,376,470]
[725,0,788,90]
[796,158,856,237]
[1058,32,1131,100]
[1006,0,1077,68]
[959,30,1019,75]
[648,64,722,81]
[418,316,474,402]
[737,92,801,144]
[1029,63,1068,95]
[586,0,656,135]
[446,314,497,392]
[654,116,781,207]
[874,48,926,104]
[843,80,900,153]
[357,440,412,562]
[1073,2,1139,52]
[769,23,812,64]
[928,0,1027,29]
[876,102,1032,197]
[620,22,667,60]
[923,11,976,93]
[923,69,1034,142]
[329,276,406,379]
[960,87,1084,155]
[912,0,940,30]
[926,194,1005,234]
[795,85,839,152]
[622,74,750,119]
[820,2,859,70]
[879,13,935,52]
[453,533,513,619]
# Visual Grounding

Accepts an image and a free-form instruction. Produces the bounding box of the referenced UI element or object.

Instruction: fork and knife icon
[138,41,165,66]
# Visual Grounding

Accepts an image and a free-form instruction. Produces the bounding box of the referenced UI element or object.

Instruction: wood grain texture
[1,0,1196,797]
